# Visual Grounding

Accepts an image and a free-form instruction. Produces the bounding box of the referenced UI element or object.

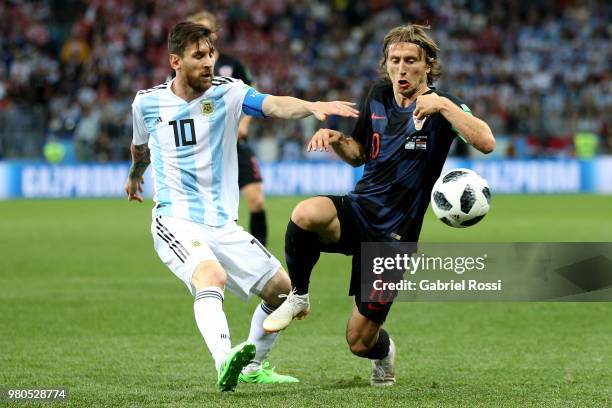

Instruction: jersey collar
[392,86,436,113]
[166,77,215,104]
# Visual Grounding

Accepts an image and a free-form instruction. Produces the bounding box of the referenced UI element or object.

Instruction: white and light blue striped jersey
[132,76,268,226]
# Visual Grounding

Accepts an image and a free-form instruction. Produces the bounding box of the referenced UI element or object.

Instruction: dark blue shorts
[237,142,262,188]
[319,195,393,325]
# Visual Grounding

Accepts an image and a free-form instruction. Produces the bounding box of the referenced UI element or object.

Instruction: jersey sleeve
[223,80,269,119]
[241,86,269,118]
[351,85,373,147]
[438,92,472,143]
[132,98,149,145]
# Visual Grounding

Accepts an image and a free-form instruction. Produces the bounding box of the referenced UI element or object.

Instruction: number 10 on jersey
[169,119,196,147]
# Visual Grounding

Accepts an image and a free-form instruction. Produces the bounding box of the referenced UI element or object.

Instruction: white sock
[193,287,231,371]
[243,302,279,373]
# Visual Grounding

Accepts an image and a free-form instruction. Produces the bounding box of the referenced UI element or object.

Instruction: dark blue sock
[285,219,320,295]
[363,329,390,360]
[250,210,267,247]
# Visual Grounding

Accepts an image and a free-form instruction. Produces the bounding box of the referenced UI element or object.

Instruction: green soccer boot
[238,361,299,384]
[216,343,256,392]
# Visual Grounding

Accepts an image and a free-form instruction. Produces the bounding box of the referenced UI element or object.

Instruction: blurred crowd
[0,0,610,162]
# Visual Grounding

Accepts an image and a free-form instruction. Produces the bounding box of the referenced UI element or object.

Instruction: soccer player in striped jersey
[188,11,269,250]
[124,21,358,392]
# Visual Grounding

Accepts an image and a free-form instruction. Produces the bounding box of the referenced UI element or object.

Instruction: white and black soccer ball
[430,168,491,228]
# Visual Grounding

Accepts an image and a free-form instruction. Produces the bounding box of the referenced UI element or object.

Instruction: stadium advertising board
[0,159,609,199]
[595,156,612,193]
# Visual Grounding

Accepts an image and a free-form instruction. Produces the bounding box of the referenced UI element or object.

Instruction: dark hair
[379,24,441,85]
[167,21,213,56]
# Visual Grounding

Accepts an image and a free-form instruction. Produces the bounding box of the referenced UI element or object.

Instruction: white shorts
[151,215,281,299]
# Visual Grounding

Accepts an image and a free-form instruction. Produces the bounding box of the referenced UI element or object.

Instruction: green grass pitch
[1,195,611,407]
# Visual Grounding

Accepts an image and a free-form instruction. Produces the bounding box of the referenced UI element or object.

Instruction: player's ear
[169,53,181,71]
[425,57,433,73]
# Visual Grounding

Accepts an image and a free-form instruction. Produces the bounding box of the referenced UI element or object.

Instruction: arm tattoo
[129,144,150,179]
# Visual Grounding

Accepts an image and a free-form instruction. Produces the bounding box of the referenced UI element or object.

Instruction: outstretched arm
[262,96,359,120]
[125,143,150,202]
[307,129,366,167]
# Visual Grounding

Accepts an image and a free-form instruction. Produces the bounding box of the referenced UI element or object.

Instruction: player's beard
[186,71,212,94]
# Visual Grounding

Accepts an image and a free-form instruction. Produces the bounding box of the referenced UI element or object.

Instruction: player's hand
[125,177,144,203]
[414,93,443,120]
[308,101,359,121]
[307,128,344,152]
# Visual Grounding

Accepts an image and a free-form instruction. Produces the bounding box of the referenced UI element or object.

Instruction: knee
[191,261,227,290]
[259,269,291,307]
[273,271,292,295]
[242,184,265,212]
[246,192,265,212]
[291,201,318,230]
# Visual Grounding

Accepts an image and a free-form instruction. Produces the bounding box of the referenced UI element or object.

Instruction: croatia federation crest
[413,114,427,131]
[200,99,214,116]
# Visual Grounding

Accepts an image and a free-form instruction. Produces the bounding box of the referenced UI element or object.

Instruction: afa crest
[200,99,214,116]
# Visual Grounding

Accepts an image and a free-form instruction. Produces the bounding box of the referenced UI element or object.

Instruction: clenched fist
[414,93,443,120]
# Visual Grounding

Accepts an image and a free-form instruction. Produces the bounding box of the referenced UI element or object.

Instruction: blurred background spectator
[0,0,609,162]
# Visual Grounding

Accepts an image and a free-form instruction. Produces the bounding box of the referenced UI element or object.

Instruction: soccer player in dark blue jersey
[264,24,495,385]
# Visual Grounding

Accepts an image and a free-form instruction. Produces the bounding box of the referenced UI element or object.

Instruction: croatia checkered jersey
[132,76,268,226]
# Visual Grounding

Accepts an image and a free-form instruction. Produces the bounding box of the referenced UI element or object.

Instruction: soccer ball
[430,168,491,228]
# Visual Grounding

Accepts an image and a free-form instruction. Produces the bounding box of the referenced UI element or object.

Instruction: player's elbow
[347,148,366,167]
[480,137,496,154]
[349,157,365,167]
[476,130,495,154]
